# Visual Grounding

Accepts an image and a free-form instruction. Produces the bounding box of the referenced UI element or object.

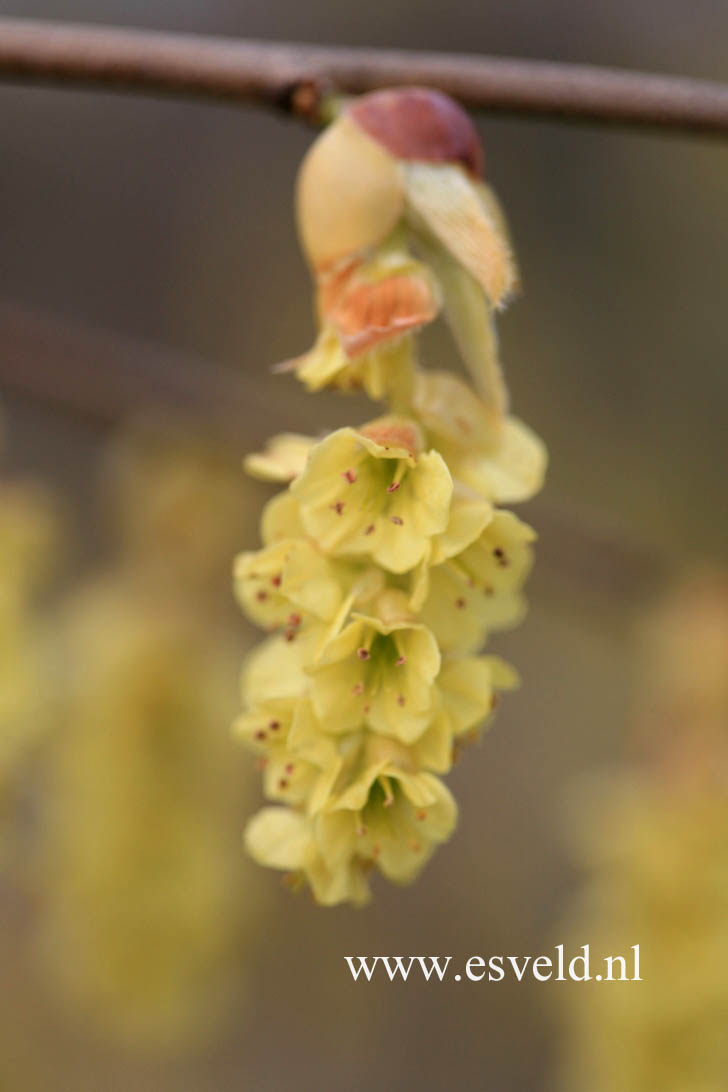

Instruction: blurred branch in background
[0,300,668,608]
[1,18,728,136]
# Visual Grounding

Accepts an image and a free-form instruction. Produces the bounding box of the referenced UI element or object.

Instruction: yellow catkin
[236,89,547,905]
[37,421,262,1051]
[559,570,728,1092]
[0,477,58,852]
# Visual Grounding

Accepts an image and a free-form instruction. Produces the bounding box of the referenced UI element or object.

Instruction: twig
[0,18,727,136]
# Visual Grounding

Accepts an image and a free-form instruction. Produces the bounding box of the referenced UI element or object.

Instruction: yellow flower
[244,432,315,483]
[260,489,307,544]
[292,322,418,404]
[234,538,351,632]
[36,423,263,1047]
[245,807,372,906]
[289,238,439,402]
[40,585,257,1050]
[356,772,457,885]
[308,609,441,743]
[430,654,520,748]
[240,631,312,707]
[245,769,457,905]
[235,701,334,811]
[417,510,536,653]
[291,420,453,573]
[413,370,547,503]
[0,480,58,840]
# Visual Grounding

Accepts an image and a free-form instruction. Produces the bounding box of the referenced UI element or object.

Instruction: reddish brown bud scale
[343,274,437,357]
[348,88,484,178]
[360,420,420,454]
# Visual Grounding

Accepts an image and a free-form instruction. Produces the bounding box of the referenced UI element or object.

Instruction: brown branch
[0,18,727,136]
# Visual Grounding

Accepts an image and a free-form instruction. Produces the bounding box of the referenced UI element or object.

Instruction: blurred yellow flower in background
[0,430,60,854]
[33,418,263,1052]
[558,570,728,1092]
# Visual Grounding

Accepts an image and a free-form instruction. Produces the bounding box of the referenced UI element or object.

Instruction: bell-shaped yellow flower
[356,772,457,885]
[234,538,351,633]
[0,478,58,845]
[413,370,547,504]
[245,768,457,905]
[236,701,336,812]
[429,654,520,749]
[245,806,372,906]
[291,419,452,573]
[417,509,536,653]
[308,608,441,744]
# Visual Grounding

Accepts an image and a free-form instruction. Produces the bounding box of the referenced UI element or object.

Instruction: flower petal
[244,807,311,870]
[244,433,315,483]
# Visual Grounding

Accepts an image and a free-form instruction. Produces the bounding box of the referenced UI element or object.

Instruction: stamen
[390,515,404,526]
[278,778,289,790]
[331,500,345,515]
[417,810,428,822]
[397,694,406,706]
[352,681,365,695]
[364,524,375,536]
[342,468,357,483]
[256,589,268,602]
[284,628,297,642]
[357,647,371,660]
[268,719,281,731]
[455,597,467,609]
[285,763,295,774]
[271,573,282,588]
[379,776,394,807]
[254,730,267,741]
[395,655,407,666]
[388,458,408,494]
[493,546,508,567]
[287,612,302,628]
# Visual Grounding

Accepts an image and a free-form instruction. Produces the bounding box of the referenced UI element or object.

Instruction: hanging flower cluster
[236,89,547,905]
[39,422,263,1050]
[0,452,58,848]
[558,572,728,1091]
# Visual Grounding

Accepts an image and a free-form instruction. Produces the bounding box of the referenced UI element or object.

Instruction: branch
[1,18,728,136]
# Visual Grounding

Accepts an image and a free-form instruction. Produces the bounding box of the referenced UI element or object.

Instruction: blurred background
[0,2,727,1090]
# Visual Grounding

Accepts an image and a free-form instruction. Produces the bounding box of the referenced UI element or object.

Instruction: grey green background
[1,1,727,1089]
